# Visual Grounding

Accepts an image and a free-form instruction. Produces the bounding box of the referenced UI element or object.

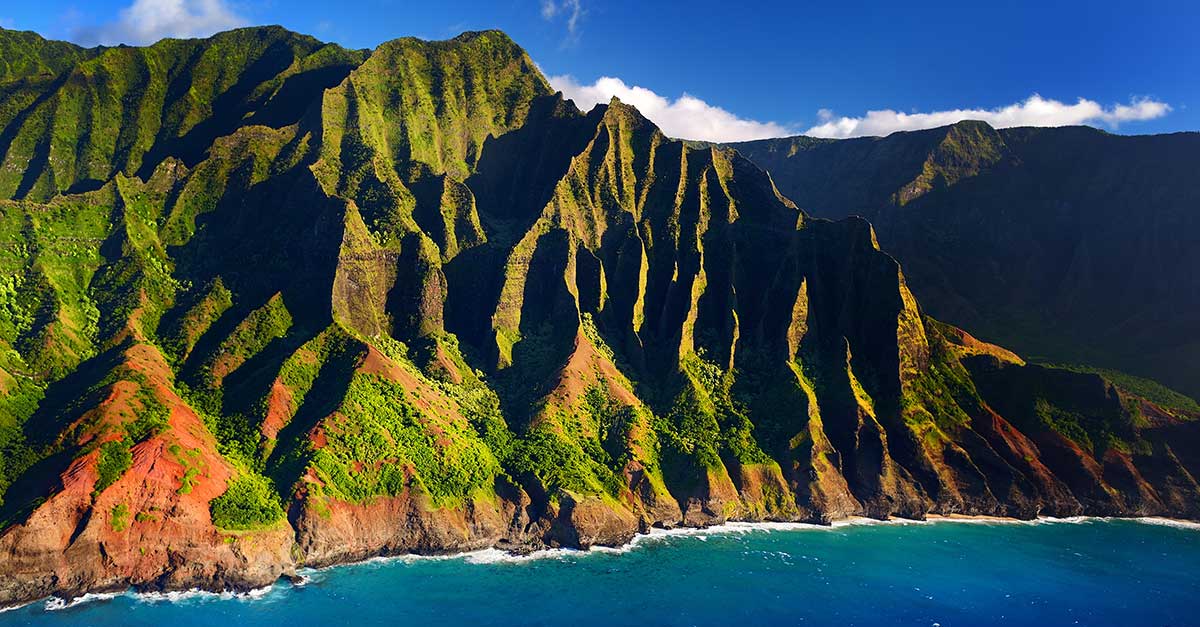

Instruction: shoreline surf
[5,514,1198,615]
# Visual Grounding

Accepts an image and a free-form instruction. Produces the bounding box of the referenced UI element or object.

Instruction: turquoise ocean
[2,517,1197,626]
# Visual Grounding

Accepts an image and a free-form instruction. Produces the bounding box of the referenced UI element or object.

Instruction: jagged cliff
[731,122,1200,400]
[0,27,1197,607]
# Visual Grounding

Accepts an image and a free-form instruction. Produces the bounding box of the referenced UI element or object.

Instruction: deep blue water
[2,518,1198,627]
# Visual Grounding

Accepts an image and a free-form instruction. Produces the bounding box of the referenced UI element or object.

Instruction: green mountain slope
[0,27,1197,606]
[0,28,98,83]
[731,122,1200,400]
[0,26,365,200]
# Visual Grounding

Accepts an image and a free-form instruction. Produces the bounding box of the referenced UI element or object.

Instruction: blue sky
[2,0,1197,141]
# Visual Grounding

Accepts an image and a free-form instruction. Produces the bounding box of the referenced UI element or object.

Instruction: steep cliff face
[732,123,1200,400]
[0,341,294,604]
[0,26,365,201]
[0,27,1197,607]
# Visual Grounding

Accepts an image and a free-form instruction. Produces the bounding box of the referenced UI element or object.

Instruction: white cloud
[73,0,246,46]
[540,0,582,43]
[548,74,795,143]
[806,94,1171,139]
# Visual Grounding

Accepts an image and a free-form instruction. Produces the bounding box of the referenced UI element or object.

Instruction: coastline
[5,513,1199,615]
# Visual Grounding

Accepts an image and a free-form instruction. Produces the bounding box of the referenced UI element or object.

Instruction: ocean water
[2,518,1198,626]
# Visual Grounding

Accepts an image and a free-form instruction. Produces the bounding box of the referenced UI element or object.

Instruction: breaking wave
[33,584,283,613]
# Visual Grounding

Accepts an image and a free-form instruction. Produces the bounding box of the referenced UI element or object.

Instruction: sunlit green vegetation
[210,473,285,530]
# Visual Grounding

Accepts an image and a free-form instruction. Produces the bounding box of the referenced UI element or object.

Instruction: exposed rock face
[731,122,1200,400]
[291,491,516,566]
[0,343,296,604]
[0,27,1197,607]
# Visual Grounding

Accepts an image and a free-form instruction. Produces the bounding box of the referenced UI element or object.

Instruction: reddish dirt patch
[261,379,295,440]
[532,329,639,430]
[940,323,1025,365]
[309,423,329,449]
[0,341,295,607]
[429,343,464,384]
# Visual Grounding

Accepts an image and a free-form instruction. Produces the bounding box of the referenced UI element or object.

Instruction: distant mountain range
[732,122,1200,399]
[0,26,1196,607]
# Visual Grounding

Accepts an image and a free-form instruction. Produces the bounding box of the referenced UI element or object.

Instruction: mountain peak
[0,25,94,83]
[450,29,518,43]
[598,95,657,127]
[947,119,995,131]
[377,28,529,56]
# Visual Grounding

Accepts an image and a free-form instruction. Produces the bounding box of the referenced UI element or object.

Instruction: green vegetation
[1041,363,1200,415]
[438,377,514,464]
[509,426,621,496]
[270,328,358,420]
[1029,397,1145,456]
[177,295,297,466]
[900,335,980,438]
[82,368,173,499]
[0,349,44,507]
[0,28,95,84]
[308,373,500,506]
[314,30,550,240]
[580,386,636,471]
[169,443,205,495]
[110,503,130,532]
[0,27,365,202]
[178,468,200,495]
[209,473,285,530]
[1034,399,1097,452]
[127,378,171,440]
[161,278,233,361]
[658,384,723,470]
[212,295,294,365]
[0,23,1195,541]
[94,438,133,497]
[662,352,772,468]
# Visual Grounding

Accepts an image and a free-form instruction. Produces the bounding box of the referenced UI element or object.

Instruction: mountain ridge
[0,26,1197,607]
[731,120,1200,400]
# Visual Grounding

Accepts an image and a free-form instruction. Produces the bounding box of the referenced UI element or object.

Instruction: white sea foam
[43,591,122,611]
[1131,517,1200,530]
[370,515,1196,568]
[462,547,580,564]
[134,584,279,605]
[28,584,282,613]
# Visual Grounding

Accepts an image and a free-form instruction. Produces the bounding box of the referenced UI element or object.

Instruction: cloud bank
[806,95,1171,138]
[73,0,246,46]
[548,74,795,143]
[546,74,1167,143]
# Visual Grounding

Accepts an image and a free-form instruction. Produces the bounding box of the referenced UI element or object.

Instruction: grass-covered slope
[0,26,365,201]
[0,26,1197,606]
[732,123,1200,401]
[0,28,98,84]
